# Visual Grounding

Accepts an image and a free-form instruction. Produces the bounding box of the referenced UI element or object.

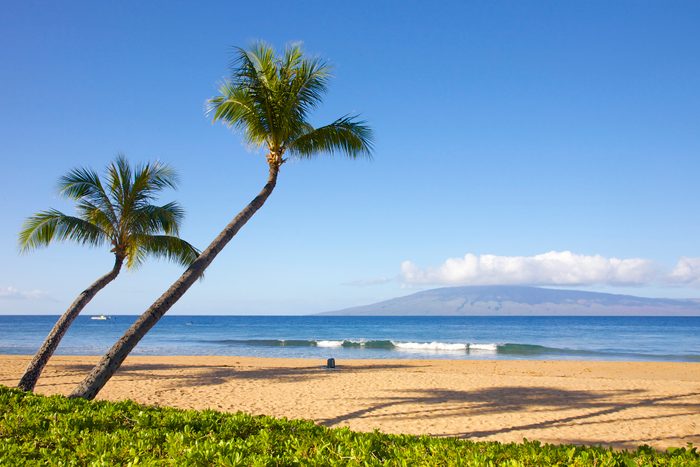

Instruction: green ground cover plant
[0,386,697,466]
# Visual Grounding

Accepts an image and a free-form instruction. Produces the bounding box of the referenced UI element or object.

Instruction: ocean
[1,315,699,362]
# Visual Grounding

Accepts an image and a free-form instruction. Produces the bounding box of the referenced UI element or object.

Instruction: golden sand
[1,355,698,450]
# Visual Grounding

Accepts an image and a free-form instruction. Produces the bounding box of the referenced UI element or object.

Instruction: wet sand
[1,355,698,450]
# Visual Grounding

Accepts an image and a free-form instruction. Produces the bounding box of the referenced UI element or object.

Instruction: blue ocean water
[0,315,698,362]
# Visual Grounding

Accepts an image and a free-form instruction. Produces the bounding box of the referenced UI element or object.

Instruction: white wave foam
[468,343,498,353]
[393,341,468,351]
[315,340,344,347]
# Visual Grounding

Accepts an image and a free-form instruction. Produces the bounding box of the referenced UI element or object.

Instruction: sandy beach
[1,355,698,450]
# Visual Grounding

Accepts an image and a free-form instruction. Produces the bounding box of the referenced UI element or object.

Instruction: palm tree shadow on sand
[320,386,700,448]
[59,361,419,386]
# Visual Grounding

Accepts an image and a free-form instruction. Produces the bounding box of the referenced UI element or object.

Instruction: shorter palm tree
[17,155,199,392]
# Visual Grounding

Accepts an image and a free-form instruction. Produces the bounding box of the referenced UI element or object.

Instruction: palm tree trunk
[69,164,280,399]
[17,256,124,392]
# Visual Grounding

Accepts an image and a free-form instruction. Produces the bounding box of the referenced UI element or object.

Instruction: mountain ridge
[320,285,700,316]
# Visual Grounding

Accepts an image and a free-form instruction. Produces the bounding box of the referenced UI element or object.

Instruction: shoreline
[2,355,699,450]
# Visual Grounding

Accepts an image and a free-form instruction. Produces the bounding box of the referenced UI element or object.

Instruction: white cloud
[400,251,658,287]
[0,286,50,300]
[668,257,700,286]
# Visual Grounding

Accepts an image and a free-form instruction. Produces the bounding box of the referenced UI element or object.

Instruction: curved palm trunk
[17,256,124,392]
[69,165,280,399]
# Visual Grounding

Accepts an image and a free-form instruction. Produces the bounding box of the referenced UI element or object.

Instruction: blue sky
[1,1,699,315]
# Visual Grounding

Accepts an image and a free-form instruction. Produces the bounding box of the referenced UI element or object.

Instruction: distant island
[320,285,700,316]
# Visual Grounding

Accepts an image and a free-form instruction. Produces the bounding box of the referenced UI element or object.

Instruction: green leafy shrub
[1,386,697,465]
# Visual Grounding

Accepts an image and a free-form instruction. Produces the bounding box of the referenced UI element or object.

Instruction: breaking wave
[202,338,700,360]
[208,339,501,354]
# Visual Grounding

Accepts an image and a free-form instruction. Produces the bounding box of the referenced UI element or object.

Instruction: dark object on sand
[326,358,336,369]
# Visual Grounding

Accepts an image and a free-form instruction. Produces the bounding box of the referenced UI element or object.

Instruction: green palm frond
[123,161,179,221]
[237,45,280,145]
[76,200,118,235]
[129,202,185,236]
[285,52,330,118]
[22,156,198,271]
[19,209,108,253]
[128,235,200,269]
[130,161,178,201]
[208,42,374,161]
[58,167,118,226]
[145,162,178,191]
[287,115,374,159]
[105,155,132,210]
[207,83,270,146]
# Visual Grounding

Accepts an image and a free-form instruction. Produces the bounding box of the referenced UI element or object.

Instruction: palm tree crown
[19,155,199,268]
[207,42,373,168]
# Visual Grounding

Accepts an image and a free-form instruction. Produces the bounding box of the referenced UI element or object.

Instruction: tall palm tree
[17,156,200,392]
[69,43,373,399]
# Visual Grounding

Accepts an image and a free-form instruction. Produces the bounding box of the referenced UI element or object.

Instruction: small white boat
[90,314,110,321]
